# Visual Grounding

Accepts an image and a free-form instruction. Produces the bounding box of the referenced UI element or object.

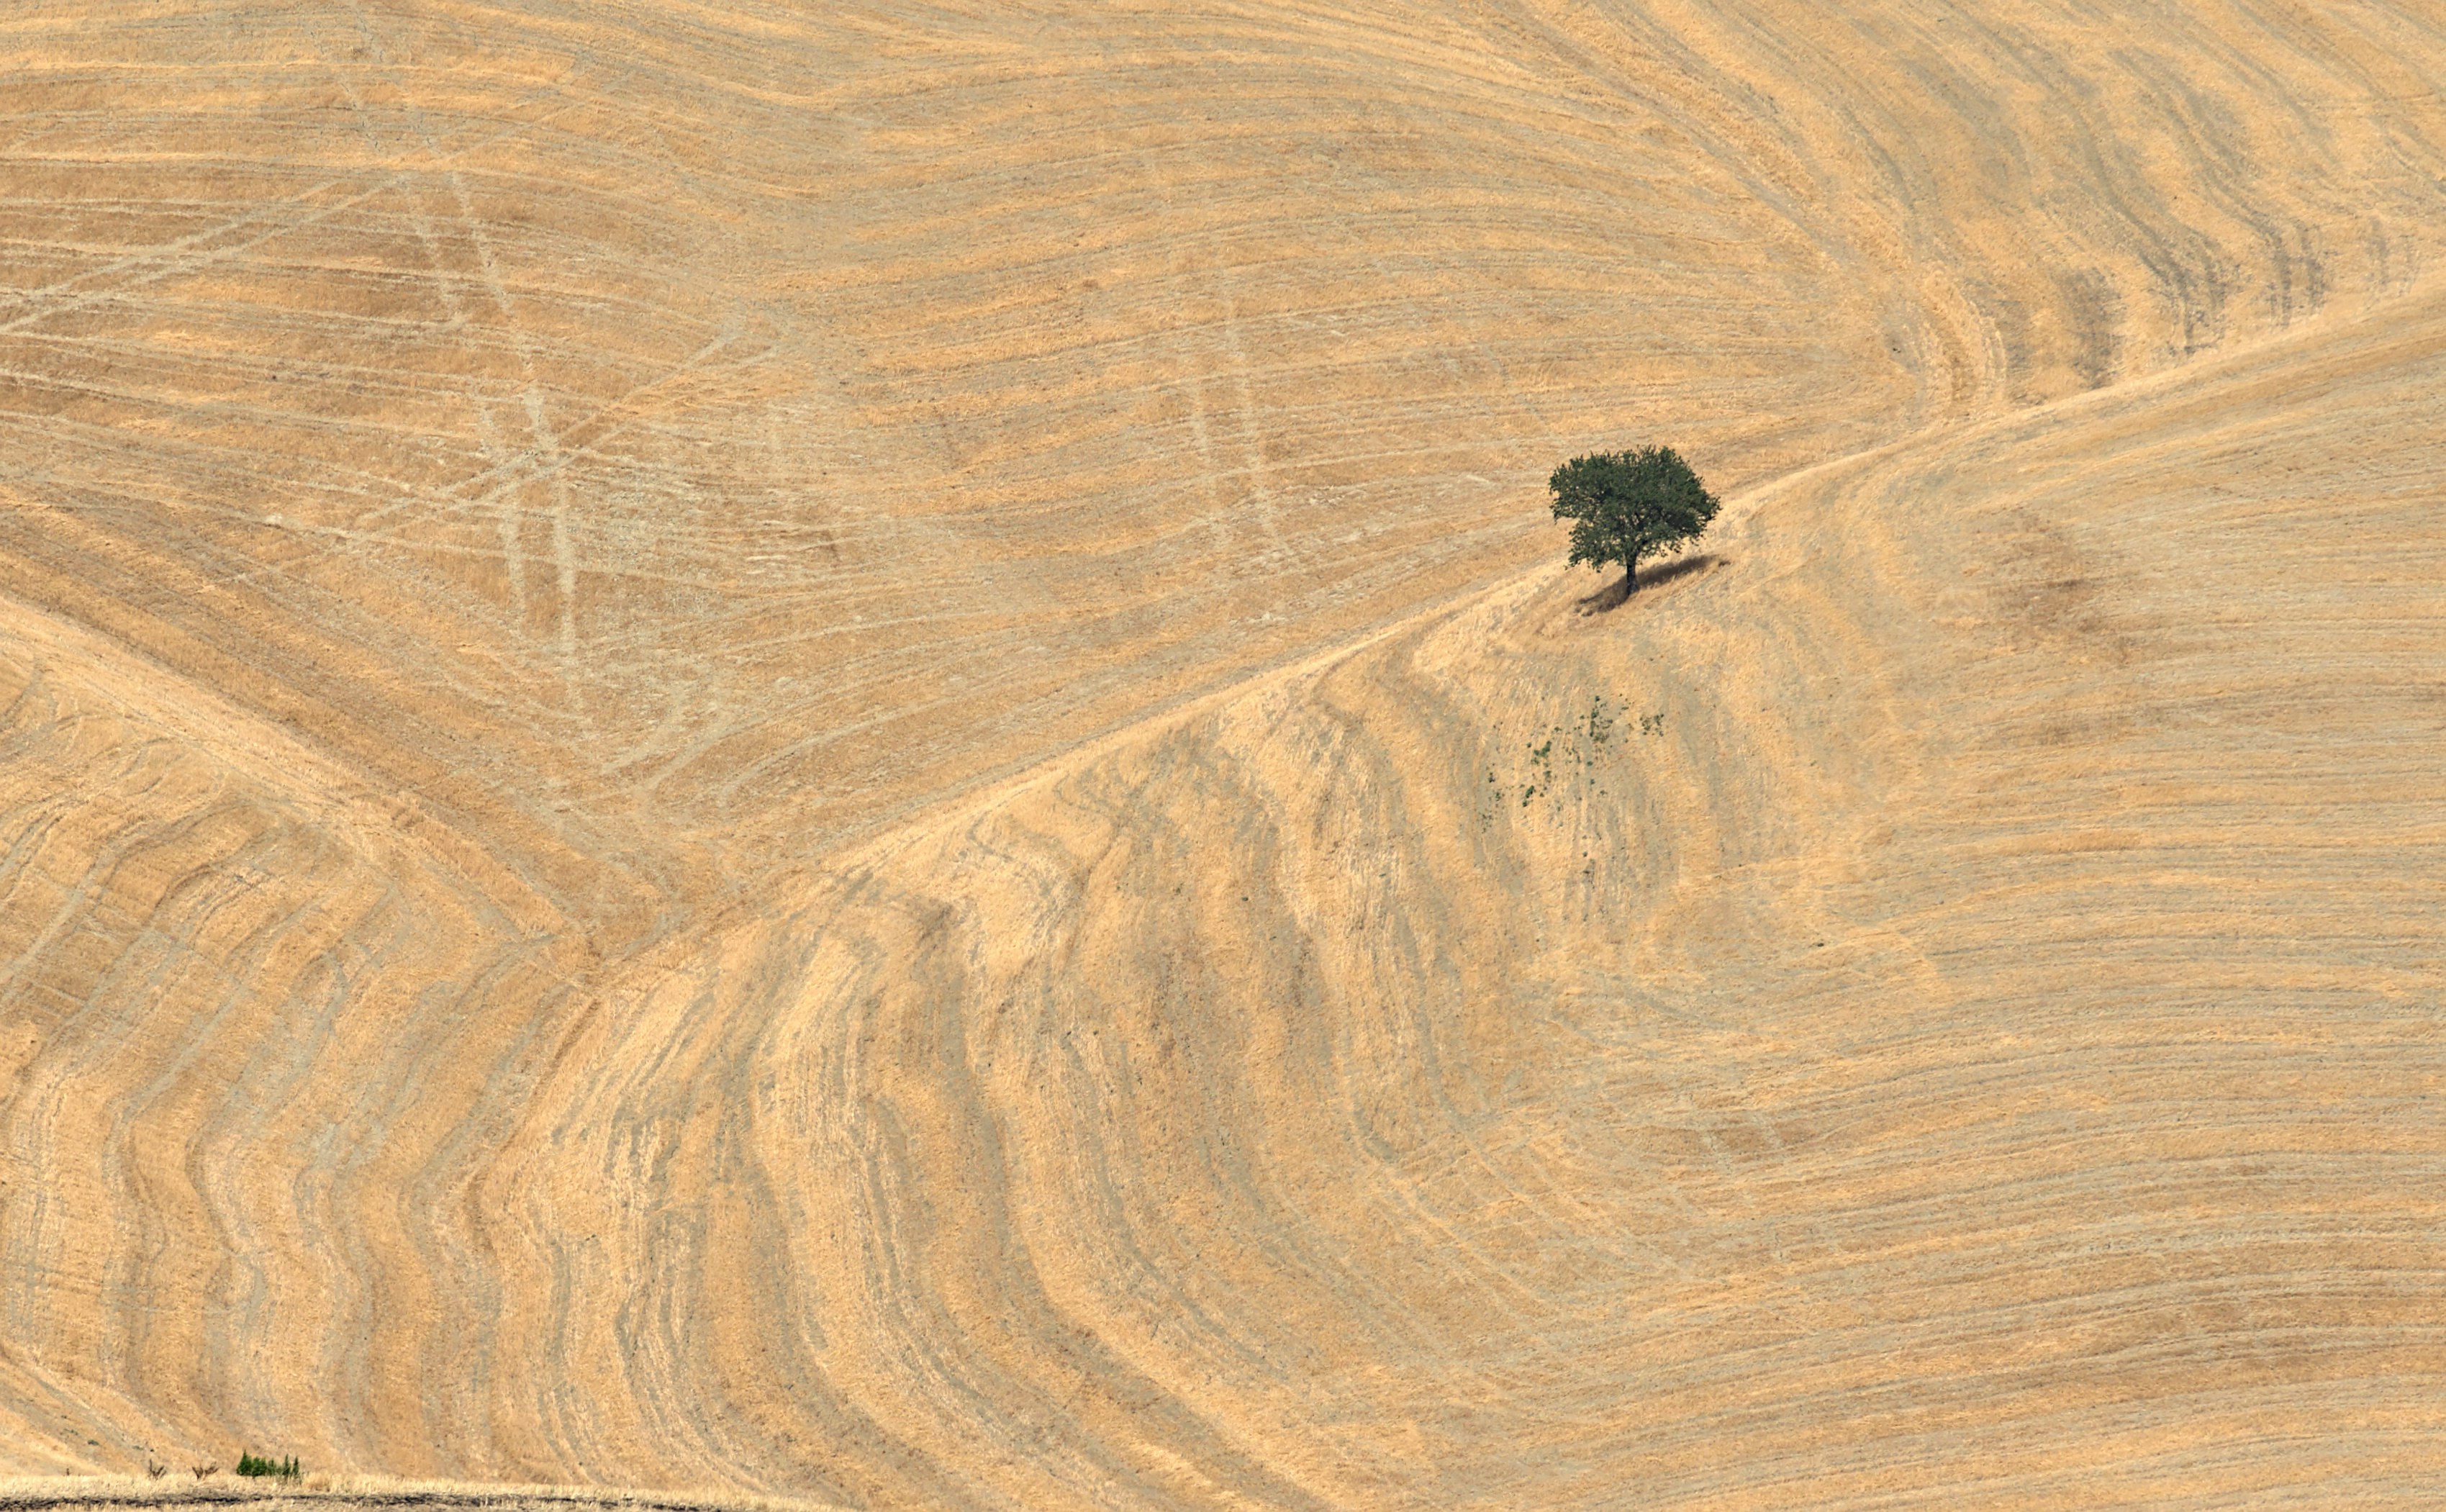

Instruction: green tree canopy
[1549,446,1719,594]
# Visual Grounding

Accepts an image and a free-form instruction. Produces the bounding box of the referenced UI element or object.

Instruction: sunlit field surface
[4,1,2444,1506]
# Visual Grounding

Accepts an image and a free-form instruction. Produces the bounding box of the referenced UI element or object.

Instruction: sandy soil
[3,1,2443,1507]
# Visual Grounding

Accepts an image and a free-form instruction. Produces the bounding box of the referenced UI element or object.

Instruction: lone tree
[1549,445,1719,597]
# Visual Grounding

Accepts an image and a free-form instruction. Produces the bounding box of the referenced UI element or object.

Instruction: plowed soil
[4,2,2443,1507]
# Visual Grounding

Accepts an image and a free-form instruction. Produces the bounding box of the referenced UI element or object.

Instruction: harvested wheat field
[0,1477,843,1512]
[4,0,2445,1506]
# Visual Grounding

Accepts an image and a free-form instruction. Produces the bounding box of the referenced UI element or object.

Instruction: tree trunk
[1622,551,1641,596]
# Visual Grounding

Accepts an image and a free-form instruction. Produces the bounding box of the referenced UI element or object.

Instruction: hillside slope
[5,0,2445,873]
[4,1,2445,1506]
[479,279,2446,1508]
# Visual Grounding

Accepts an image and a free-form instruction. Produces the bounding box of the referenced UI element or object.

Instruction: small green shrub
[235,1454,299,1479]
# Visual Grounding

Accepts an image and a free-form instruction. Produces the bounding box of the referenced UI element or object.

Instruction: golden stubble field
[3,1,2443,1507]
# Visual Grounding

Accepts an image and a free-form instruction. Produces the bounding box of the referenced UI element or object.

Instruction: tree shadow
[1575,553,1724,615]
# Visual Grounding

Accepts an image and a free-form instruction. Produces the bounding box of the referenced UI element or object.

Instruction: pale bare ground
[1,0,2445,1508]
[0,1477,841,1512]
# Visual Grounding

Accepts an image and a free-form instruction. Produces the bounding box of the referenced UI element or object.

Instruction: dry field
[3,0,2444,1507]
[0,1477,842,1512]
